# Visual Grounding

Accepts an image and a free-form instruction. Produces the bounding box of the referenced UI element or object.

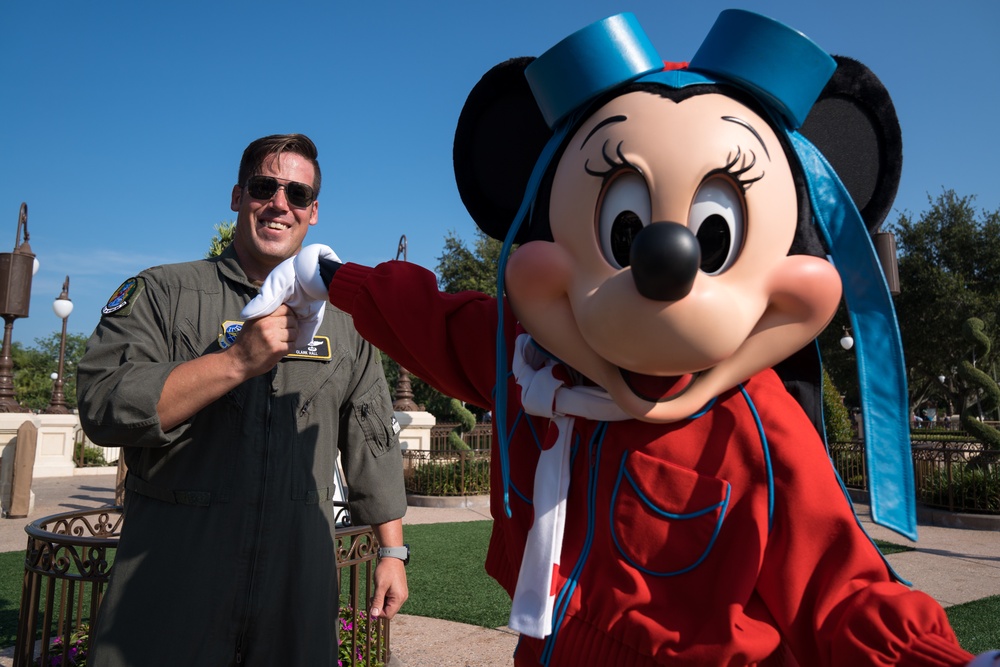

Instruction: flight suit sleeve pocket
[352,381,396,458]
[610,450,730,577]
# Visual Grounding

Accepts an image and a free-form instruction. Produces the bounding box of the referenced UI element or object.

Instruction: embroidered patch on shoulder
[101,277,145,317]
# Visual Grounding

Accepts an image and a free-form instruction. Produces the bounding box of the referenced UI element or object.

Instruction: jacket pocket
[610,450,730,576]
[352,380,396,458]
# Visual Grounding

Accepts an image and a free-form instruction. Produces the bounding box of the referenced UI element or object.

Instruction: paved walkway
[1,474,998,666]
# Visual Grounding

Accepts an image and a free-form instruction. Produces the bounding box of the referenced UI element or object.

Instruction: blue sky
[2,0,998,346]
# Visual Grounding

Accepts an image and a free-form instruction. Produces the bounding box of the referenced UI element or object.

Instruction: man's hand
[228,304,300,378]
[158,303,300,432]
[370,557,408,620]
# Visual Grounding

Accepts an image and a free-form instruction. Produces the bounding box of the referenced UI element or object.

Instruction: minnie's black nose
[629,222,701,301]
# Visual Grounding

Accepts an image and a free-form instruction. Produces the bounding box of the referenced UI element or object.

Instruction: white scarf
[508,334,630,638]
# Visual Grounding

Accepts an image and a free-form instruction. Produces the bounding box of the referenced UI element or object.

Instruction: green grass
[946,595,1000,655]
[1,525,995,655]
[402,521,511,628]
[0,551,23,647]
[874,539,915,555]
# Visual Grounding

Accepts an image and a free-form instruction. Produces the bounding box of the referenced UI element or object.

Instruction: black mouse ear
[799,56,902,233]
[453,57,553,243]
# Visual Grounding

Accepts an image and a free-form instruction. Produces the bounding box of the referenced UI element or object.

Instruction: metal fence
[13,504,389,667]
[335,504,391,667]
[829,439,1000,514]
[911,441,1000,513]
[14,507,121,666]
[402,447,491,496]
[429,422,492,452]
[73,429,120,468]
[412,428,999,516]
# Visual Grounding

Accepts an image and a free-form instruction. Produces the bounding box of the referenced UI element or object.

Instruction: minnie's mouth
[620,369,700,403]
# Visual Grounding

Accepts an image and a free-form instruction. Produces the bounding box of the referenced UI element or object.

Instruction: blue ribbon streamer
[788,131,916,540]
[495,122,576,518]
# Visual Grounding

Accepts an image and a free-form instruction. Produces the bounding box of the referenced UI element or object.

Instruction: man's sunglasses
[244,175,316,208]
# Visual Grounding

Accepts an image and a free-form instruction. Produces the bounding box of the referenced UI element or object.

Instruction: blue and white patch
[101,277,144,316]
[218,320,244,349]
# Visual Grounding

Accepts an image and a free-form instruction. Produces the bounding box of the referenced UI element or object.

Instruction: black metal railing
[429,423,492,452]
[13,504,388,667]
[14,507,121,667]
[402,447,491,496]
[829,439,1000,514]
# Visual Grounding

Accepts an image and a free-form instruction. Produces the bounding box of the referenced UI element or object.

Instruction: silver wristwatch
[378,544,410,566]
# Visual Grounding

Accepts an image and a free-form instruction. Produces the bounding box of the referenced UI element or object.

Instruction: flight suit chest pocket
[610,450,730,576]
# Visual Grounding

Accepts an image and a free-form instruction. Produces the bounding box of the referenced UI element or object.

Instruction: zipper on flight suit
[235,368,277,664]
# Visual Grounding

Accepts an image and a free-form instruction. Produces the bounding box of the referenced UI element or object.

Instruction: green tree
[446,398,476,451]
[206,220,236,259]
[889,190,1000,415]
[822,369,855,443]
[12,332,89,411]
[958,318,1000,451]
[436,229,505,297]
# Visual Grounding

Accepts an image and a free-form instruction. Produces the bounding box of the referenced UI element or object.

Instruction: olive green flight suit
[77,245,406,667]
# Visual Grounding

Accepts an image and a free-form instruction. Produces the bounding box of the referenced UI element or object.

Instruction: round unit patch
[101,277,145,316]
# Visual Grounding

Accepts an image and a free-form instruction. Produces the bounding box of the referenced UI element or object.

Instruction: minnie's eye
[689,178,745,275]
[598,172,651,269]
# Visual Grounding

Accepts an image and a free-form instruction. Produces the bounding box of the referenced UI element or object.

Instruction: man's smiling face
[230,151,319,282]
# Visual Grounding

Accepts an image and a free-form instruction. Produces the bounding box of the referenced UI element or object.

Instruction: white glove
[241,244,341,350]
[293,243,340,300]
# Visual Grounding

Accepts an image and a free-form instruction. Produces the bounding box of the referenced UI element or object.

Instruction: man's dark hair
[237,133,322,196]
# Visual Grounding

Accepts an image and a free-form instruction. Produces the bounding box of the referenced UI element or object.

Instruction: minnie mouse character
[244,10,999,667]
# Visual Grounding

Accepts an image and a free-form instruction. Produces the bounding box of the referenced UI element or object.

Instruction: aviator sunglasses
[244,175,316,208]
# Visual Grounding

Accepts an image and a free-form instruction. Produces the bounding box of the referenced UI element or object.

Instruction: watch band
[378,545,410,565]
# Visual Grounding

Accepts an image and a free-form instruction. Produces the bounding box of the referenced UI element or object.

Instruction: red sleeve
[748,375,973,666]
[328,260,514,410]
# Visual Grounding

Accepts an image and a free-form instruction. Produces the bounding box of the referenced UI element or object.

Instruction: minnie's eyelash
[585,140,638,177]
[721,147,764,191]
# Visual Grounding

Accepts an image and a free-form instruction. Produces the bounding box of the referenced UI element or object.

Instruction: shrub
[918,463,1000,513]
[408,455,491,496]
[823,370,855,443]
[74,443,107,467]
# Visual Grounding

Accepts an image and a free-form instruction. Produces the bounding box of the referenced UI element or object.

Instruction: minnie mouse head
[453,10,914,537]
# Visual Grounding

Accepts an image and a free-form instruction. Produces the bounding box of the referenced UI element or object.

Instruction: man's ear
[230,184,242,212]
[453,57,553,243]
[799,56,902,233]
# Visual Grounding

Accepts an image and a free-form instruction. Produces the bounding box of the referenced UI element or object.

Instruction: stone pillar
[394,410,436,451]
[0,413,39,516]
[8,421,37,518]
[33,413,79,477]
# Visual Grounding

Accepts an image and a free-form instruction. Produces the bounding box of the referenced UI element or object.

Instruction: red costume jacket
[329,260,972,667]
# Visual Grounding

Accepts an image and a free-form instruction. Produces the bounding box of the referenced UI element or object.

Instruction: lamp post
[839,327,854,351]
[44,276,73,414]
[390,235,421,412]
[0,203,38,412]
